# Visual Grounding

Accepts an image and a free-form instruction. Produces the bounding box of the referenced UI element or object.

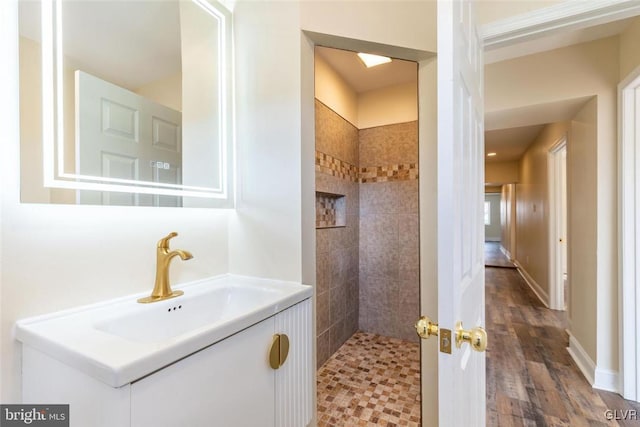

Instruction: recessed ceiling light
[357,53,392,68]
[487,152,497,157]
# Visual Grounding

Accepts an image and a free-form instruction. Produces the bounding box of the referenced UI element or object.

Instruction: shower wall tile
[317,290,330,334]
[397,180,420,214]
[399,214,420,280]
[315,99,358,167]
[359,214,399,278]
[398,276,420,342]
[316,251,330,295]
[359,121,418,167]
[358,121,419,342]
[359,273,399,338]
[330,317,348,356]
[317,331,331,369]
[316,100,418,363]
[316,100,359,367]
[330,282,347,324]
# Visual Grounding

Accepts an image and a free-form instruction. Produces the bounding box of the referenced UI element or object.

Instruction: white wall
[476,0,563,25]
[1,0,229,401]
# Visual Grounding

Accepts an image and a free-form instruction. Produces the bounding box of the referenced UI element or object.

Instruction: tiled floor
[316,332,421,426]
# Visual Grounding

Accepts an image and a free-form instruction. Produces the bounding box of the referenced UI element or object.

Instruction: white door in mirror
[76,70,182,206]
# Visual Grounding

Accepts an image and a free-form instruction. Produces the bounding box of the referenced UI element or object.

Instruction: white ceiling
[485,125,544,163]
[315,46,417,94]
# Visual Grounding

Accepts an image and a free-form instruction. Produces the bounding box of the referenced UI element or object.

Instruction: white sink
[15,275,312,387]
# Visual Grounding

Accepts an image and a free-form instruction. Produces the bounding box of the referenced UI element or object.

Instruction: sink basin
[15,274,312,387]
[95,283,289,342]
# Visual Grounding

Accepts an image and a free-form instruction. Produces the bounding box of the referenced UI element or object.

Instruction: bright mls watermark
[604,409,638,421]
[0,405,68,426]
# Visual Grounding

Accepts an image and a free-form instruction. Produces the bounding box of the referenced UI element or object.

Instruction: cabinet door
[131,318,276,427]
[275,298,313,427]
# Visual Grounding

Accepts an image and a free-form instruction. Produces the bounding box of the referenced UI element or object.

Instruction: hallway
[486,266,640,426]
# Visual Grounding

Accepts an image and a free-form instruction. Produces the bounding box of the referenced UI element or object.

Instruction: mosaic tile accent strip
[316,151,359,182]
[317,331,421,427]
[316,150,418,184]
[360,164,419,183]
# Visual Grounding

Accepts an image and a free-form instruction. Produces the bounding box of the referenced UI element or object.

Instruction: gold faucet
[138,232,193,303]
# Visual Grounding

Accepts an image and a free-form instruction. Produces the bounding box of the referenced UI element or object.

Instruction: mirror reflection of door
[76,71,182,206]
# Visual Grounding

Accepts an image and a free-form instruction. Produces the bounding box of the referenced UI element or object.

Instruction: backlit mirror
[19,0,233,207]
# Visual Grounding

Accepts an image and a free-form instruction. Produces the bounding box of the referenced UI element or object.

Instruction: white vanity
[16,275,313,427]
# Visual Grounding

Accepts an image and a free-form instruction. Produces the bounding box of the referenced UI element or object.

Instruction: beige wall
[487,36,619,371]
[515,121,569,300]
[485,161,519,184]
[135,72,182,112]
[568,98,598,361]
[500,184,516,259]
[315,51,418,130]
[619,16,640,81]
[358,82,418,129]
[314,53,358,126]
[485,193,501,241]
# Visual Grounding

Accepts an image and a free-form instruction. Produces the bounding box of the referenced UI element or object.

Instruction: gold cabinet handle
[269,333,290,369]
[455,321,487,352]
[415,316,439,340]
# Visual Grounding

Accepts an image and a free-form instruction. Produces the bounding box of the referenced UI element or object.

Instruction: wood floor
[485,241,517,269]
[486,266,640,426]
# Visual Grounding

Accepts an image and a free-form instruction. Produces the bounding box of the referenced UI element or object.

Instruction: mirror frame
[40,0,234,204]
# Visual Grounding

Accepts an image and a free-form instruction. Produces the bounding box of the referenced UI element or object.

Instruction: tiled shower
[315,95,419,366]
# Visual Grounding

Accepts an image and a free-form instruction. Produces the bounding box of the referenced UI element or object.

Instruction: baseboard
[513,261,549,308]
[594,368,619,393]
[566,334,620,393]
[485,237,500,242]
[567,334,596,385]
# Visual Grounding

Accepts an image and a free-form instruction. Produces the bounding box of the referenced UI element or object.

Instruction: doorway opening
[313,45,421,425]
[549,137,568,311]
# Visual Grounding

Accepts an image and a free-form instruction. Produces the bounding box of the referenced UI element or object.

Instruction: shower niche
[315,191,346,229]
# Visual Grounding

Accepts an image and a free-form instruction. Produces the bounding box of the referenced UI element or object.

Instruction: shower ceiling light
[357,53,392,68]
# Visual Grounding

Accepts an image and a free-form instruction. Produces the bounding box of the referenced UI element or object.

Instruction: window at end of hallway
[484,201,491,225]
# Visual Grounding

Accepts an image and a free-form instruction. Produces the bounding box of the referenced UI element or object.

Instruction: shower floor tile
[317,331,421,426]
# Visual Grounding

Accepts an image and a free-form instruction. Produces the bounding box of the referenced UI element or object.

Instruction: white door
[75,71,182,206]
[418,1,486,426]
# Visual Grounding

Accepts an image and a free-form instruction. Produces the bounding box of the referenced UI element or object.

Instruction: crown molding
[482,0,640,50]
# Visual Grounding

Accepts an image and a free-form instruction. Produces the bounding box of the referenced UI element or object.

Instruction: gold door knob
[415,316,439,340]
[455,321,487,352]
